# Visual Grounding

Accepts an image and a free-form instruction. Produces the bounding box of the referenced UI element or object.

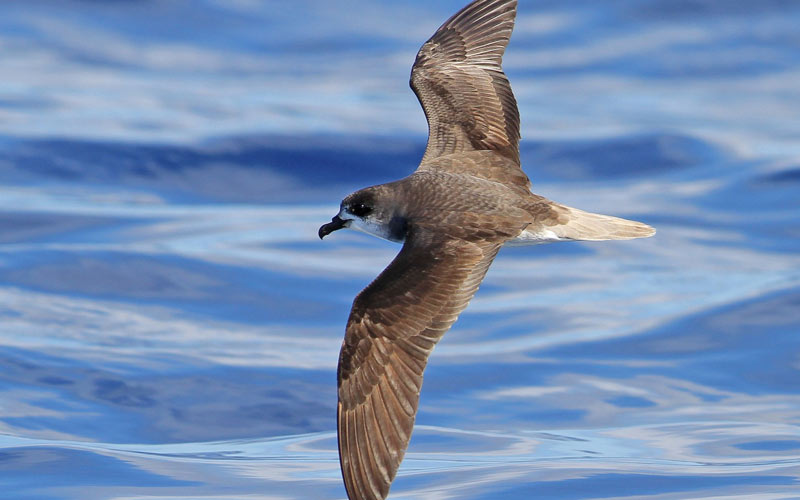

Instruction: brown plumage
[412,0,520,163]
[318,1,655,499]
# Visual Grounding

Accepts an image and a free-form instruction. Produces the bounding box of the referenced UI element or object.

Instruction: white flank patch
[505,228,566,246]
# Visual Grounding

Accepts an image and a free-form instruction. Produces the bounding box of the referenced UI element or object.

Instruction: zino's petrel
[318,0,654,498]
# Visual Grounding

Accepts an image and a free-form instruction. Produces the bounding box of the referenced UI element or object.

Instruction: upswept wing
[411,0,521,165]
[337,231,501,500]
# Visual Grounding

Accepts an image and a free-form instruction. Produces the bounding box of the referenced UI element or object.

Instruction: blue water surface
[1,1,800,499]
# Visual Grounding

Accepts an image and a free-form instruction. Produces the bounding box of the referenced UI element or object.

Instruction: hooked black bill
[319,215,348,239]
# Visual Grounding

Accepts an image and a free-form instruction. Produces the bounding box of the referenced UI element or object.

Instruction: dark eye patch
[349,203,372,217]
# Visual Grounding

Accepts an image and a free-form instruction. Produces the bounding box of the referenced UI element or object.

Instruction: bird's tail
[550,206,655,241]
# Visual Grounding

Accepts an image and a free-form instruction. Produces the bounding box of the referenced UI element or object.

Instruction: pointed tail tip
[609,220,656,240]
[638,223,656,238]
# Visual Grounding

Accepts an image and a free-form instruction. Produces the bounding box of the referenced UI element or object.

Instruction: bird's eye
[350,203,372,217]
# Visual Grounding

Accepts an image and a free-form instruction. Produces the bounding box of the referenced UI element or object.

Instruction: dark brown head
[319,186,407,242]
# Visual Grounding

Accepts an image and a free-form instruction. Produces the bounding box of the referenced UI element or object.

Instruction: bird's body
[318,1,654,498]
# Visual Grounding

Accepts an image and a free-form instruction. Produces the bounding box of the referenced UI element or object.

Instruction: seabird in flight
[319,0,654,498]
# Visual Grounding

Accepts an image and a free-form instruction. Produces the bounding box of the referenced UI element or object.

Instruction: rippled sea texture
[1,1,800,499]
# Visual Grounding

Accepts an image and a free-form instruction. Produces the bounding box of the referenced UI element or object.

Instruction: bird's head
[318,186,407,242]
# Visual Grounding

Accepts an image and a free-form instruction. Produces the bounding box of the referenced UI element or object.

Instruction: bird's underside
[319,1,655,499]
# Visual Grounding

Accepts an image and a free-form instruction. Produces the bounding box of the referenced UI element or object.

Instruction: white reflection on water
[479,374,800,430]
[0,286,338,371]
[3,418,797,499]
[1,176,798,366]
[2,174,796,496]
[2,1,800,159]
[1,1,799,498]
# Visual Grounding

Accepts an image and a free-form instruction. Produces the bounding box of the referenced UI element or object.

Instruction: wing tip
[421,0,518,64]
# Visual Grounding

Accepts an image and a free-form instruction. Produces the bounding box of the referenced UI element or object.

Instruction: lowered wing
[337,231,501,500]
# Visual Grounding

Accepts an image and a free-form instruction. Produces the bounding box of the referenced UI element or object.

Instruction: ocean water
[1,1,800,499]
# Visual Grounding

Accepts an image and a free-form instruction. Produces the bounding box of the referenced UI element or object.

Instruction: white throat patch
[346,216,396,242]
